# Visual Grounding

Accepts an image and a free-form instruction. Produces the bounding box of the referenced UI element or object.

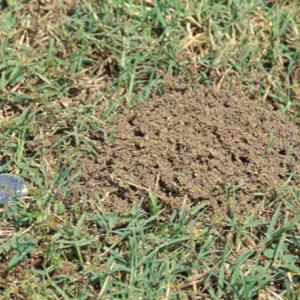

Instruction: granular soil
[83,86,300,212]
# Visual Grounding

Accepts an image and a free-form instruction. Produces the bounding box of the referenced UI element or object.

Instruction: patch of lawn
[0,0,300,298]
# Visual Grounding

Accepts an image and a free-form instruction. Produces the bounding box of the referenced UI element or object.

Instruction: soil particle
[83,86,300,212]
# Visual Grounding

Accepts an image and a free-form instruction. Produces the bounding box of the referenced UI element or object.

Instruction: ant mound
[85,87,300,212]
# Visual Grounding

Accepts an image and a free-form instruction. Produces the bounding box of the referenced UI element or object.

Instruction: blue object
[0,174,28,205]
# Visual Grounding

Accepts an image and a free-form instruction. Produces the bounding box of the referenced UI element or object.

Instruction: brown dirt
[82,86,300,212]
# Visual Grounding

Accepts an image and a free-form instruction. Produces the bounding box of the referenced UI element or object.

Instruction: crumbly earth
[82,86,300,212]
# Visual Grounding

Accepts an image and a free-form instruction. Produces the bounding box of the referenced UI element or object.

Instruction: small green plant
[267,131,276,150]
[148,190,159,216]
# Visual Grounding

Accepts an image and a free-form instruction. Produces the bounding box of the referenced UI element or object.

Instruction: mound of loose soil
[83,87,300,212]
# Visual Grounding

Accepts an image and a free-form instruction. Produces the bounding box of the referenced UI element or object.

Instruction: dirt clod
[83,87,300,212]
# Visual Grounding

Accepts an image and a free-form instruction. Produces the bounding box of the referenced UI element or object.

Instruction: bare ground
[81,86,300,214]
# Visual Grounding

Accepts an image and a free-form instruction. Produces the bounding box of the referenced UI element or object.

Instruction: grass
[0,0,300,298]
